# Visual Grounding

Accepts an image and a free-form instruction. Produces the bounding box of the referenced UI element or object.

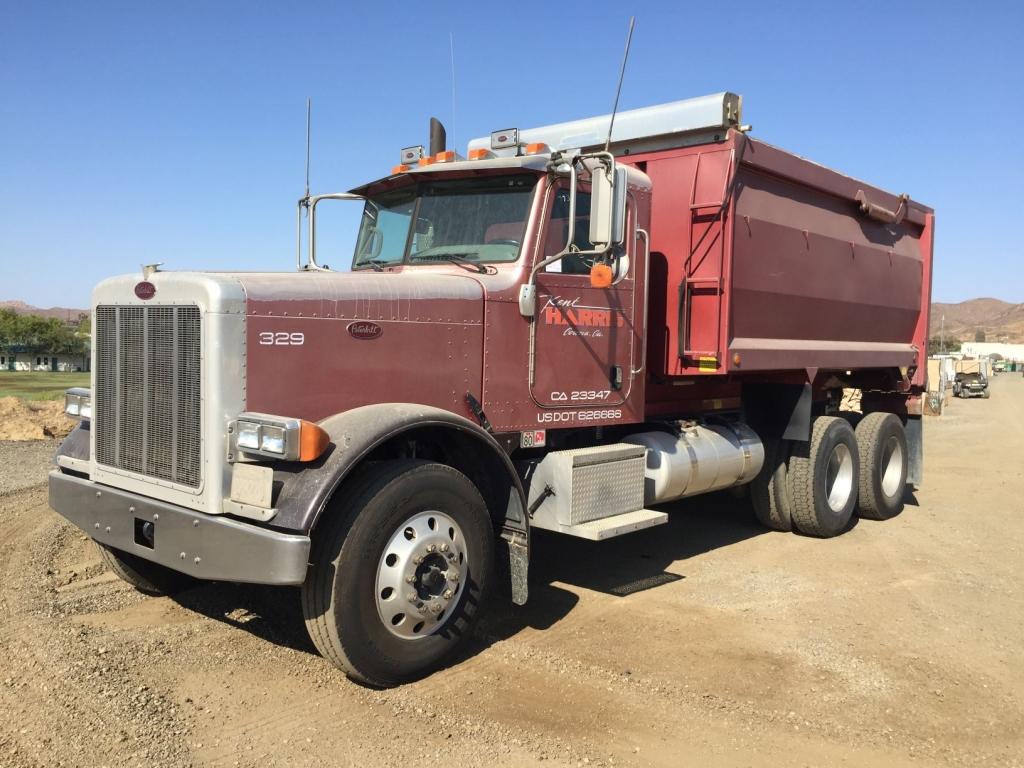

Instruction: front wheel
[302,460,494,687]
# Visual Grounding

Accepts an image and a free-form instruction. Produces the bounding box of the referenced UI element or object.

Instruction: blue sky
[2,0,1021,308]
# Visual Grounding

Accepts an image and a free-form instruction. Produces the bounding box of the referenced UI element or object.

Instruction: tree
[974,328,987,343]
[0,311,86,366]
[927,337,960,355]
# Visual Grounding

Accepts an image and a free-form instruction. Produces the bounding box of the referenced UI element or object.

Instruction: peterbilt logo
[134,281,156,300]
[347,321,383,340]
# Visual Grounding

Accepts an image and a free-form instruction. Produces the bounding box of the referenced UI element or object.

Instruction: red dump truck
[50,92,934,687]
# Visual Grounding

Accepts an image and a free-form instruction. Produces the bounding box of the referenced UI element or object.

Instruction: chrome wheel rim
[880,435,904,499]
[375,511,467,640]
[825,443,855,513]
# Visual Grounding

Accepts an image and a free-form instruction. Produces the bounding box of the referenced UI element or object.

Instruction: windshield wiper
[410,252,487,274]
[353,258,390,272]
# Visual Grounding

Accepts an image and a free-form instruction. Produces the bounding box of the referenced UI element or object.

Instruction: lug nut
[443,589,453,600]
[405,575,415,584]
[413,555,424,565]
[407,592,417,603]
[440,543,449,552]
[426,544,436,553]
[448,571,459,582]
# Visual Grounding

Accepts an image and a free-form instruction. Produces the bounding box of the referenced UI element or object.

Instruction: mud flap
[906,414,923,488]
[506,531,529,606]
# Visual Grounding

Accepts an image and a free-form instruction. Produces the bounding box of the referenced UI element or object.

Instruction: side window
[544,186,633,282]
[353,192,415,266]
[545,188,594,275]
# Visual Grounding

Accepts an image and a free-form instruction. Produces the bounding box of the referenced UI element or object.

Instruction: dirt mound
[0,397,76,440]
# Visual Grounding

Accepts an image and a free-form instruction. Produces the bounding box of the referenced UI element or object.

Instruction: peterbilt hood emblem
[134,281,156,300]
[347,321,383,340]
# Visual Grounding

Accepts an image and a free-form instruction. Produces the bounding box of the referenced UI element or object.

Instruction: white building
[960,342,1024,361]
[0,353,88,372]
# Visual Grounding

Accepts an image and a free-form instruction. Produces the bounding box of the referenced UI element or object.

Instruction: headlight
[236,421,261,450]
[64,388,92,421]
[260,425,286,454]
[228,413,330,462]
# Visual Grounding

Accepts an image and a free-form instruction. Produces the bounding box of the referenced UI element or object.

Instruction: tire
[750,436,793,531]
[854,412,907,521]
[302,460,494,688]
[97,543,198,596]
[787,416,859,538]
[983,389,990,399]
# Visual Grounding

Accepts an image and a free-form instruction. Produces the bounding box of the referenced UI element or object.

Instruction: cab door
[530,186,639,408]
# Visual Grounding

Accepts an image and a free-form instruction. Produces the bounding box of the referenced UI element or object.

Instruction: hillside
[0,300,88,322]
[930,298,1024,343]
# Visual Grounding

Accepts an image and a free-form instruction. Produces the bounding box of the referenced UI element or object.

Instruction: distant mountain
[0,300,89,322]
[930,298,1024,343]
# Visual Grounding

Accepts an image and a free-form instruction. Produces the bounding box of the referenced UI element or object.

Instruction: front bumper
[49,471,311,585]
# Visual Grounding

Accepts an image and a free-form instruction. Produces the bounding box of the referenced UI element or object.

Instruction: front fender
[269,403,528,539]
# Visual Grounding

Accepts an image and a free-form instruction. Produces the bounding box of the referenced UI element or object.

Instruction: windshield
[352,174,537,269]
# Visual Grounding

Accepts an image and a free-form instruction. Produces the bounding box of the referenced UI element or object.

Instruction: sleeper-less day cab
[50,92,933,686]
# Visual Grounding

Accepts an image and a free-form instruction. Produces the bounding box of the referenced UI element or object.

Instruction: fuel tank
[623,423,764,505]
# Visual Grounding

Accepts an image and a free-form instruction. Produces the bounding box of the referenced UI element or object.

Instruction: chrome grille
[95,305,202,487]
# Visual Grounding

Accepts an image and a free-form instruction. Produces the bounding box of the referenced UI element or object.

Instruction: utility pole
[940,314,945,355]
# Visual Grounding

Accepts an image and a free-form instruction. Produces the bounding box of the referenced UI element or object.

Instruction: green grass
[0,371,90,401]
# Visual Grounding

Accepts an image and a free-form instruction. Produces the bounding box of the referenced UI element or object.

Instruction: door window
[544,186,631,281]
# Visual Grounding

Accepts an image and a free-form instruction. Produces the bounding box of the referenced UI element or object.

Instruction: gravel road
[1,377,1023,767]
[0,440,58,496]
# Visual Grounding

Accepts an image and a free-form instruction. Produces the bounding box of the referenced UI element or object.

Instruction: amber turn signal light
[590,262,614,288]
[299,420,331,462]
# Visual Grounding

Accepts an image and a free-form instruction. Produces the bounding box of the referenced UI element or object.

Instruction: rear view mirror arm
[519,159,612,317]
[297,192,365,271]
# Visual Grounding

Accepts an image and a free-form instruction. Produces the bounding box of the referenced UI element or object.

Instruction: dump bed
[622,132,934,387]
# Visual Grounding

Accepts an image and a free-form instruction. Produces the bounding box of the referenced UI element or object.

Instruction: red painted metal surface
[238,127,932,434]
[623,131,932,387]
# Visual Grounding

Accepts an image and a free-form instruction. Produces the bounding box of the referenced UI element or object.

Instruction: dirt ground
[1,377,1022,768]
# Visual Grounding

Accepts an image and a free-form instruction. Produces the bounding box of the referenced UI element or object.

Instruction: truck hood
[233,270,485,323]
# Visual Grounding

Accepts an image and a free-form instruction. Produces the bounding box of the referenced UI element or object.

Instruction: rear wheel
[97,543,197,596]
[750,436,793,531]
[787,416,859,538]
[855,412,907,520]
[302,460,494,687]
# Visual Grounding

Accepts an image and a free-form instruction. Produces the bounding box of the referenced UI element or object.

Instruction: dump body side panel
[624,132,932,390]
[729,137,928,373]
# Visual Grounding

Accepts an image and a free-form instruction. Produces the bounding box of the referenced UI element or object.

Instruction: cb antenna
[604,16,636,153]
[304,97,312,203]
[449,32,457,153]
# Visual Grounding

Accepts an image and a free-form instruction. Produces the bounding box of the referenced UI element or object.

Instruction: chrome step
[537,508,668,541]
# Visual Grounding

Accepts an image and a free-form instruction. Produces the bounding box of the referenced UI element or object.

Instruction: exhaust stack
[429,117,446,156]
